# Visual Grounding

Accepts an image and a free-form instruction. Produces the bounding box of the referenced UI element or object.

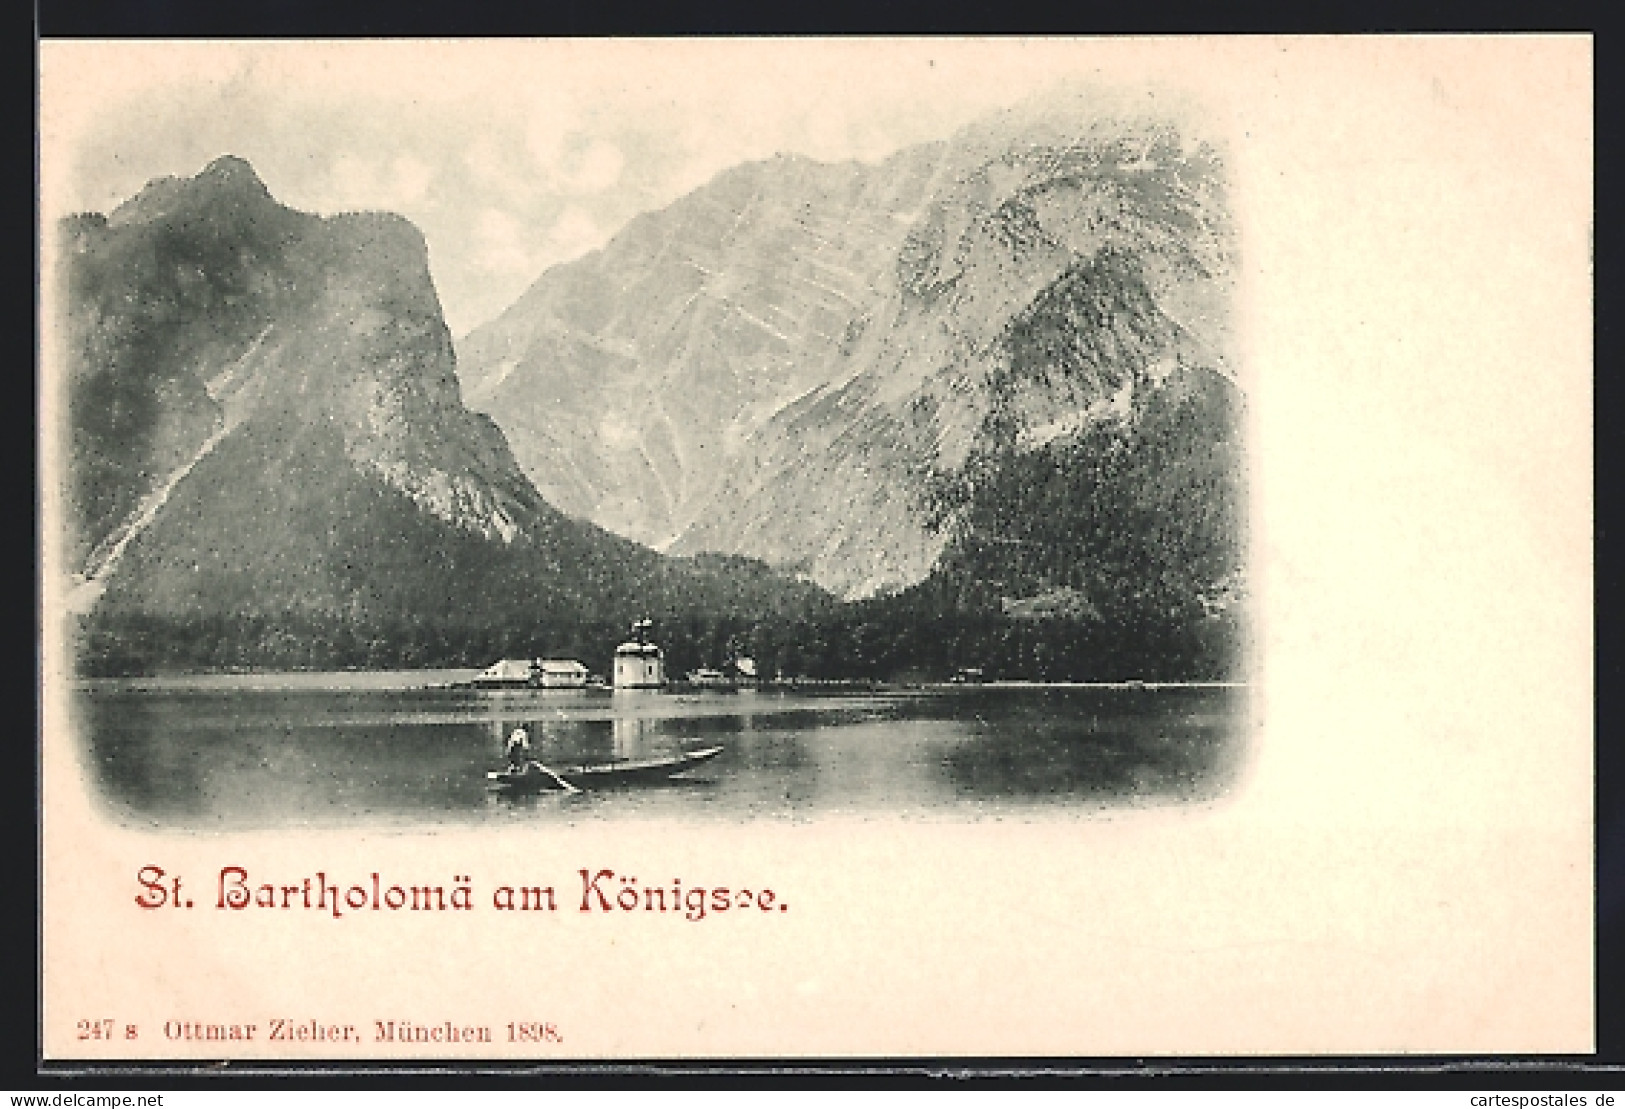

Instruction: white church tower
[612,619,666,689]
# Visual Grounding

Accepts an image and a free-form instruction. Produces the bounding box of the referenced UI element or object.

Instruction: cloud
[469,204,606,289]
[387,155,434,207]
[544,206,606,259]
[51,40,1123,339]
[464,135,535,206]
[473,207,537,277]
[449,203,610,334]
[564,140,624,194]
[524,108,574,169]
[322,152,435,214]
[522,101,625,196]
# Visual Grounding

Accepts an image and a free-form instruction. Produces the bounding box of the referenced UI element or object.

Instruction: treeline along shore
[71,597,1242,684]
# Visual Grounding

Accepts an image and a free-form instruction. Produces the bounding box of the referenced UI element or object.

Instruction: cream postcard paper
[40,37,1592,1059]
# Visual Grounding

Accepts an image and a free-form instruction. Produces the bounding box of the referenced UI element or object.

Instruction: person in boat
[505,726,533,772]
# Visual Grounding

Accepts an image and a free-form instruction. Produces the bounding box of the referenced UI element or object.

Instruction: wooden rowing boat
[486,745,725,793]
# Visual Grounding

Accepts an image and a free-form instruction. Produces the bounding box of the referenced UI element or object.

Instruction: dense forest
[71,604,1242,683]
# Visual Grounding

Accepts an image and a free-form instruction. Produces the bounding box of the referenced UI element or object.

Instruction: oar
[531,759,582,794]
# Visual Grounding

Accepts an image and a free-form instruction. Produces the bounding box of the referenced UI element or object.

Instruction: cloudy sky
[39,39,1183,335]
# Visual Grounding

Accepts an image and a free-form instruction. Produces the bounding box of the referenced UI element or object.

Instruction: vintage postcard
[38,37,1592,1062]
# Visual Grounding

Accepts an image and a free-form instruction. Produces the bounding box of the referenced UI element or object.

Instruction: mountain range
[460,93,1242,607]
[57,90,1244,677]
[58,155,829,644]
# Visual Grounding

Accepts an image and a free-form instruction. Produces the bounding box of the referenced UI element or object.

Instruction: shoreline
[69,670,1248,694]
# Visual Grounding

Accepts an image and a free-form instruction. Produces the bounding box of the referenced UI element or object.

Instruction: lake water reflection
[75,673,1249,827]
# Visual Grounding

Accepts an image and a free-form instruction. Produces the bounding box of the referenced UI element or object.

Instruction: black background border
[24,0,1617,1089]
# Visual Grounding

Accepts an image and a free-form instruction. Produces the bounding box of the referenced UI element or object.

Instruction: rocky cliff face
[679,113,1236,598]
[460,96,1239,605]
[457,145,957,549]
[59,157,828,626]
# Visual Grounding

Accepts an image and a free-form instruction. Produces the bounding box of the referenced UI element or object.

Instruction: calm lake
[74,672,1250,827]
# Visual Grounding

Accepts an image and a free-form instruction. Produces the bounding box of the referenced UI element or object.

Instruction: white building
[472,657,589,688]
[473,658,536,688]
[613,620,665,689]
[537,659,589,688]
[613,642,665,689]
